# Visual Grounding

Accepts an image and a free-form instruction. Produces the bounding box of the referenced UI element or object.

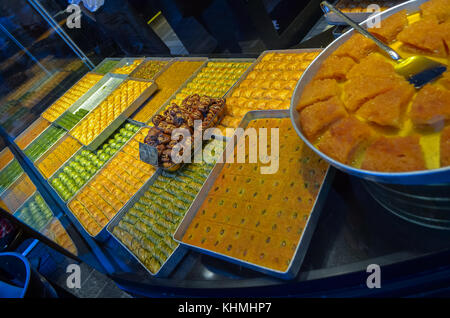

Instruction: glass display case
[0,144,91,263]
[1,0,450,298]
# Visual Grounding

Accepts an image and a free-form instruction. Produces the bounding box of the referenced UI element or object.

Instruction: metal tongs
[321,1,447,88]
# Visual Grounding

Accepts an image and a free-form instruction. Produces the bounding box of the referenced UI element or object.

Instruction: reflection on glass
[0,0,90,137]
[42,218,78,256]
[0,148,25,196]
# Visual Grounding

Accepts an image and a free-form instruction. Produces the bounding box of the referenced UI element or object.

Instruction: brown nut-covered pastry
[202,121,210,130]
[161,149,172,162]
[179,123,194,135]
[152,114,165,126]
[210,104,223,113]
[168,139,179,149]
[165,115,175,125]
[145,135,158,146]
[143,94,226,168]
[182,94,200,107]
[199,95,212,105]
[169,104,181,115]
[156,144,166,153]
[186,116,195,127]
[148,127,160,136]
[157,133,171,144]
[197,103,209,115]
[157,122,177,135]
[144,128,160,145]
[172,113,186,126]
[190,109,204,121]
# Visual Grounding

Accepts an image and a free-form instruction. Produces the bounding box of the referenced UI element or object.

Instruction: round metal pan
[290,0,450,185]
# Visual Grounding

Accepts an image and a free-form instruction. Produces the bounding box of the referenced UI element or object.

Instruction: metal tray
[106,169,187,277]
[223,48,323,99]
[290,0,450,185]
[127,57,208,125]
[129,57,175,80]
[65,123,147,241]
[161,58,256,102]
[110,57,145,75]
[214,49,322,139]
[34,134,82,180]
[108,136,224,276]
[51,119,144,203]
[142,57,209,125]
[174,109,335,280]
[40,71,106,123]
[53,73,127,128]
[69,78,157,151]
[14,117,51,150]
[92,58,122,75]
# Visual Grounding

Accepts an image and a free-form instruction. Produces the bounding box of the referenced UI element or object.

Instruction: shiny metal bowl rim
[289,0,450,185]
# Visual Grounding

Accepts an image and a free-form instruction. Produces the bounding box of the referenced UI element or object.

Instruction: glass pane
[0,0,90,137]
[263,0,310,34]
[0,147,78,255]
[33,0,123,61]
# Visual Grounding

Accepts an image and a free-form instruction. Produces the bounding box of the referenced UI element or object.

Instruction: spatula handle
[321,1,402,61]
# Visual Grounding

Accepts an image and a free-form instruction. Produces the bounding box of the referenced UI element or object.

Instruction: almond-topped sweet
[296,0,450,172]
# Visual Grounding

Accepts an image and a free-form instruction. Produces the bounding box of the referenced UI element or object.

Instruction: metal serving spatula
[321,1,447,88]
